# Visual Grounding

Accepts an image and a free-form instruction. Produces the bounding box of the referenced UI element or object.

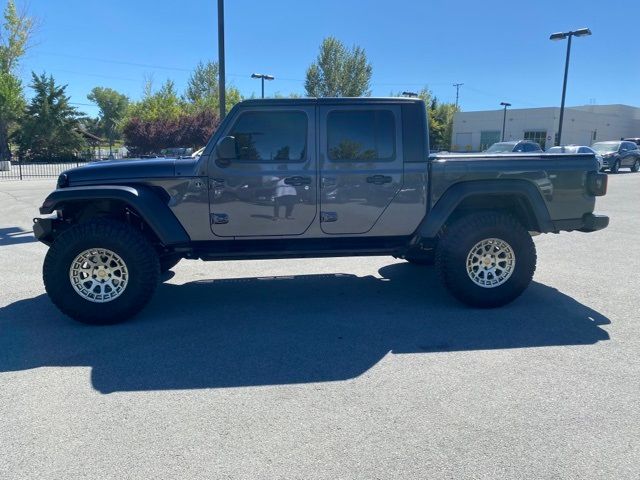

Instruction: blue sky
[11,0,640,117]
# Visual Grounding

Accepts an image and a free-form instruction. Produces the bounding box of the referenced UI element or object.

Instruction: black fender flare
[39,185,190,246]
[417,179,554,239]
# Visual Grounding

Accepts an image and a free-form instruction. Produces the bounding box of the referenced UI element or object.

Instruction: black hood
[64,158,177,185]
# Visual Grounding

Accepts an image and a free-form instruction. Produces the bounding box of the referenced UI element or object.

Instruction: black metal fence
[0,159,94,181]
[0,151,129,180]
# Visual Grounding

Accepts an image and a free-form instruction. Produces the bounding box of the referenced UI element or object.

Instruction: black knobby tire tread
[43,218,160,324]
[435,211,537,308]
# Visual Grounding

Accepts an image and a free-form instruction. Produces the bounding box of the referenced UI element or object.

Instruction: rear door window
[327,110,396,161]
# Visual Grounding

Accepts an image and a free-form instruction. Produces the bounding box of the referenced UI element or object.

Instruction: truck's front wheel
[43,219,160,324]
[435,212,536,308]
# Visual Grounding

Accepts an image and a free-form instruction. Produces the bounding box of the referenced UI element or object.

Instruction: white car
[547,145,604,171]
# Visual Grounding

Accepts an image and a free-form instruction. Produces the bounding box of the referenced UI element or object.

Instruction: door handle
[284,176,311,186]
[366,175,392,185]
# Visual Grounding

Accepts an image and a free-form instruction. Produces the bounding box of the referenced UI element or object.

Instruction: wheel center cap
[97,269,107,278]
[483,256,493,266]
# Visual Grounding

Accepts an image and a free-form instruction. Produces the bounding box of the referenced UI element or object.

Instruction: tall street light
[550,27,592,146]
[500,102,511,141]
[251,73,275,98]
[217,0,226,120]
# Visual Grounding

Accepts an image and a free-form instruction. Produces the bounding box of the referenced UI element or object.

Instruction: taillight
[587,172,607,196]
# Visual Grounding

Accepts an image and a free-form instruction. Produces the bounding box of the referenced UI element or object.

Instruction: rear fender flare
[417,179,553,239]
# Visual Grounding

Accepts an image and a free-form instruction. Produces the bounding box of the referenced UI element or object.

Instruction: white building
[451,104,640,152]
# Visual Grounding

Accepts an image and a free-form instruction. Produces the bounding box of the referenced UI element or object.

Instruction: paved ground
[0,176,638,479]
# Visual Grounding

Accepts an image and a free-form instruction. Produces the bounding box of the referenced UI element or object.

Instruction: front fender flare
[39,185,190,246]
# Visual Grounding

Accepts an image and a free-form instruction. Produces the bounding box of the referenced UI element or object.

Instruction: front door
[318,105,403,234]
[209,106,317,237]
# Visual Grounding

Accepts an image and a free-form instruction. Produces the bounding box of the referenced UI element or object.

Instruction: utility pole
[217,0,226,120]
[453,83,463,108]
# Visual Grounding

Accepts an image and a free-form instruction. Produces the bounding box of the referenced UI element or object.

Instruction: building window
[480,131,501,151]
[524,131,547,150]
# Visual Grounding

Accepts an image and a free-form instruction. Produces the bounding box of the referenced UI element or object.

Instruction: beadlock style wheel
[69,248,129,303]
[465,238,516,288]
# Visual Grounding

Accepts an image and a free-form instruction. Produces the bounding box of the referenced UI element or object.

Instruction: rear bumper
[553,213,609,233]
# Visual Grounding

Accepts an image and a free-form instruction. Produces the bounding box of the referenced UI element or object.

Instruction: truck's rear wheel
[43,219,160,324]
[435,211,536,308]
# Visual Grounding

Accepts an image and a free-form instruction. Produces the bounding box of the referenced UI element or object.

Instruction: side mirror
[215,136,237,166]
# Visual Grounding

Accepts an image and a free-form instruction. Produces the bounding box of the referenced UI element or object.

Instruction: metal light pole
[500,102,511,141]
[550,28,592,146]
[251,73,275,98]
[217,0,226,120]
[453,83,463,108]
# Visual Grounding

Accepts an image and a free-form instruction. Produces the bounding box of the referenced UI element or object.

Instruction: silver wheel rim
[466,238,516,288]
[69,248,129,303]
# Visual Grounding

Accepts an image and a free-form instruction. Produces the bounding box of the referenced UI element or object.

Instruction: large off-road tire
[435,211,536,308]
[43,219,160,325]
[631,160,640,173]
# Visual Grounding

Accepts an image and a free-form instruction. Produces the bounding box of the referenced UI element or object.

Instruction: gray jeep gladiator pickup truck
[33,98,609,324]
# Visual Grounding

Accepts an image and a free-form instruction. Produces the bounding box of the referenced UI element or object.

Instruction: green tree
[87,87,129,155]
[184,60,241,112]
[0,0,34,161]
[395,88,459,151]
[305,37,372,97]
[128,78,185,122]
[16,72,84,160]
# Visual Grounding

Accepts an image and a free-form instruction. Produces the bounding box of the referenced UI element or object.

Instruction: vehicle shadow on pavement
[0,227,36,247]
[0,263,610,393]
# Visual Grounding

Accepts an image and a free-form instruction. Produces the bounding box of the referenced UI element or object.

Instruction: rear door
[318,104,403,234]
[209,106,317,237]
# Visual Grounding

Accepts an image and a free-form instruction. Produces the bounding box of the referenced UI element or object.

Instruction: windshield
[592,142,620,154]
[547,146,579,153]
[485,143,514,153]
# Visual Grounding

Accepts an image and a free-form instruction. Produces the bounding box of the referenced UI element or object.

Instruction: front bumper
[553,213,609,233]
[32,216,59,245]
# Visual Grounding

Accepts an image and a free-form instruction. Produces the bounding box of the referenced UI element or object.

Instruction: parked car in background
[160,147,193,158]
[622,137,640,146]
[591,141,640,173]
[547,145,603,170]
[485,140,543,153]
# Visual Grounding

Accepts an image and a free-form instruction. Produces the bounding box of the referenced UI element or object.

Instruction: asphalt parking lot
[0,175,638,480]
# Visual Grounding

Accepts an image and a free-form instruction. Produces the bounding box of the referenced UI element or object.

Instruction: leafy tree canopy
[87,87,129,147]
[0,0,34,160]
[16,72,84,160]
[305,37,372,97]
